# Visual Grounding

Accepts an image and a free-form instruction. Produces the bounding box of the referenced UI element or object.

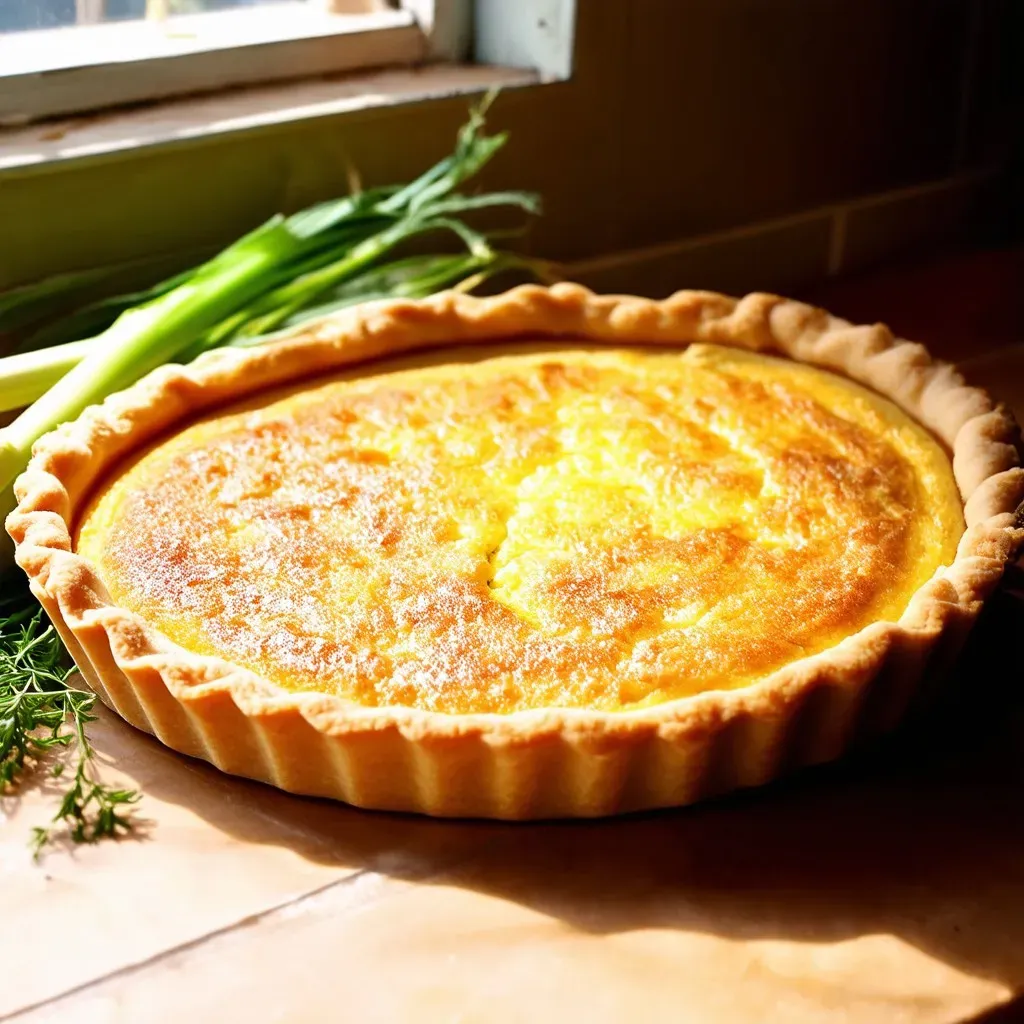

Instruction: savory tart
[9,286,1023,817]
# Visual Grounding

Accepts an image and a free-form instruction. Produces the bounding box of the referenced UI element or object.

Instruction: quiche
[8,285,1023,817]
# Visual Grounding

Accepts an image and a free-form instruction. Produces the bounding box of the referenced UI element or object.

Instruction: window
[0,0,284,33]
[0,0,471,124]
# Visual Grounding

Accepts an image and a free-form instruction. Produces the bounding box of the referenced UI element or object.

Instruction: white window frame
[0,0,474,126]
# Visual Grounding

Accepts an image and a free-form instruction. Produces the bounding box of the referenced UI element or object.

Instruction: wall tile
[838,174,1000,275]
[618,0,971,249]
[957,0,1021,168]
[568,213,832,298]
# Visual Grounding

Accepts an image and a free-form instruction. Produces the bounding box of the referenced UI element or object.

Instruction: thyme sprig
[0,575,139,855]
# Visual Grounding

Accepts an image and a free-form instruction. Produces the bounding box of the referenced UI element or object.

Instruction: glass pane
[0,0,76,31]
[105,1,291,19]
[0,0,298,33]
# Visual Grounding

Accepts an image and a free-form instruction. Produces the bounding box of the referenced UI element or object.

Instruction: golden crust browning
[8,284,1024,817]
[75,346,963,715]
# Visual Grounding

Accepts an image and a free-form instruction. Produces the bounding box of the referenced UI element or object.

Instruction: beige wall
[0,0,1015,296]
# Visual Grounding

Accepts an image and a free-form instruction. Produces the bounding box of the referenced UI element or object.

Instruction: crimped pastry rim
[7,284,1024,813]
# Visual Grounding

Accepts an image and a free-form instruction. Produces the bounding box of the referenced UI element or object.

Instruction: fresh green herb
[1,575,139,855]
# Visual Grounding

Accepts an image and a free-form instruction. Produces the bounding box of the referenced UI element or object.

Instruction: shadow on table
[92,580,1024,1003]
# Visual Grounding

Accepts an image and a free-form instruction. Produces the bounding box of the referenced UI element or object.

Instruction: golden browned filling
[77,344,964,714]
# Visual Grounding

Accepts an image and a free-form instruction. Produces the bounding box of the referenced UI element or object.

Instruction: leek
[0,99,542,552]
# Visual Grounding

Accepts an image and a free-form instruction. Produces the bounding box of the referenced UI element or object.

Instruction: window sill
[0,63,542,176]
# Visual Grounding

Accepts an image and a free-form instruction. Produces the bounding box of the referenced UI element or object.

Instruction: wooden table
[3,251,1024,1024]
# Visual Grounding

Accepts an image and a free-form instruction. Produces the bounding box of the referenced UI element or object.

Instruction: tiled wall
[0,0,1018,297]
[555,0,1019,295]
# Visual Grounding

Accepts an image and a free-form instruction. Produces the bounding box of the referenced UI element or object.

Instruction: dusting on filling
[76,344,964,713]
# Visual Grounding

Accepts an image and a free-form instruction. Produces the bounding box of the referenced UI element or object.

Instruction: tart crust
[8,284,1024,817]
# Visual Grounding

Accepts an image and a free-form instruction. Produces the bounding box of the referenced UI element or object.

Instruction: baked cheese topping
[76,344,964,714]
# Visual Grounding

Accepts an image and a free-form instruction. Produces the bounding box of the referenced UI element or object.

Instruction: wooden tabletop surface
[3,249,1024,1024]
